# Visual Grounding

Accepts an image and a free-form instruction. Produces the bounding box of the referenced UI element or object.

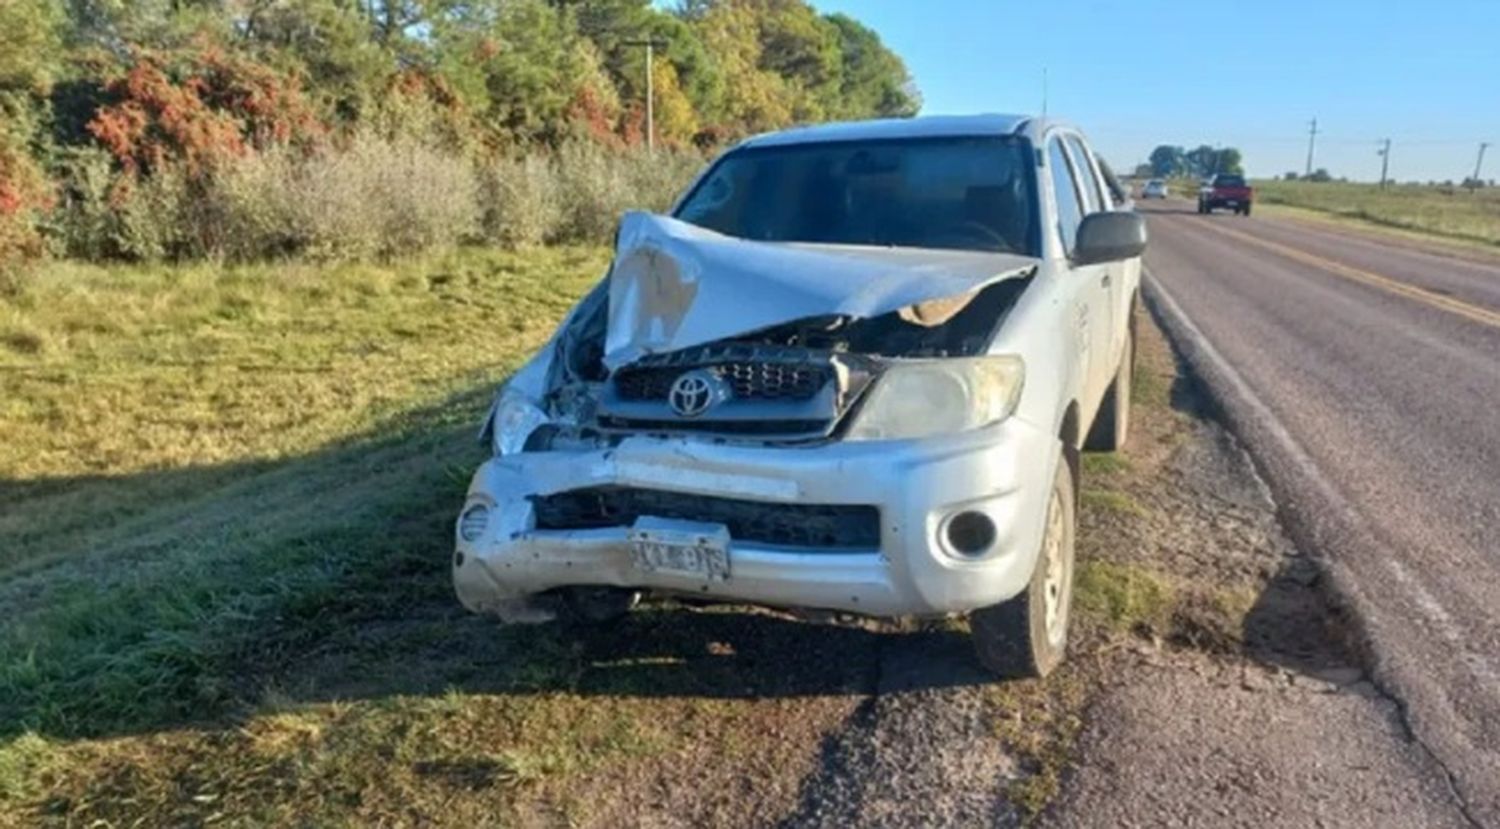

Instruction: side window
[1047,139,1085,255]
[1064,135,1106,213]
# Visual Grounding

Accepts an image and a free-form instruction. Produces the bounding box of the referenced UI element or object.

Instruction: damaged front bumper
[453,417,1060,621]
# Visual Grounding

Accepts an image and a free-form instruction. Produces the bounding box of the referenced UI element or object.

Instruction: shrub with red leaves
[86,46,326,176]
[0,130,53,262]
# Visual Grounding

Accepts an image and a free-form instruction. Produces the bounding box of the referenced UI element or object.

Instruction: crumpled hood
[604,212,1039,369]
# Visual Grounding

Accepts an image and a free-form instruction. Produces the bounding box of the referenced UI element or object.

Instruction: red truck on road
[1197,174,1253,215]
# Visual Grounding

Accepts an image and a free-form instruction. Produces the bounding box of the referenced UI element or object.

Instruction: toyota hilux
[454,114,1145,677]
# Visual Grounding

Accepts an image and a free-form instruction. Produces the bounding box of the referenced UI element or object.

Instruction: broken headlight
[491,389,549,456]
[845,355,1024,441]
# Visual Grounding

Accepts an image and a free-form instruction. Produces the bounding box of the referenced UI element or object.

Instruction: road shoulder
[1041,299,1469,827]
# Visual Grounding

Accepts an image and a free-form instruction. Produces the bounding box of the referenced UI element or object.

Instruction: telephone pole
[1377,138,1392,188]
[624,37,667,153]
[1473,142,1491,187]
[1304,117,1319,177]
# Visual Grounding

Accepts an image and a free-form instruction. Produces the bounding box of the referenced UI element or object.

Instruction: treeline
[0,0,919,265]
[1142,144,1244,179]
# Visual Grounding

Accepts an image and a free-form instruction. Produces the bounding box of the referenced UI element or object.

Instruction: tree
[444,0,614,143]
[1305,168,1332,183]
[1284,171,1299,181]
[1216,147,1244,175]
[1148,145,1185,177]
[824,13,917,118]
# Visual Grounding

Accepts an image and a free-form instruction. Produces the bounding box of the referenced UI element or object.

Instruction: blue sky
[809,0,1500,182]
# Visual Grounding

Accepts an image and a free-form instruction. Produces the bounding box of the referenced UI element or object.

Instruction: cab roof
[735,114,1071,150]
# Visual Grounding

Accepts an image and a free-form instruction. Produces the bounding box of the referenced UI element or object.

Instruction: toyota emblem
[668,370,720,418]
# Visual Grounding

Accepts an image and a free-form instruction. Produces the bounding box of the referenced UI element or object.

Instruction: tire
[1243,203,1252,217]
[971,457,1077,679]
[1083,329,1133,452]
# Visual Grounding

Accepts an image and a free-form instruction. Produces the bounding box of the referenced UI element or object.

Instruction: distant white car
[1141,179,1169,199]
[455,114,1145,678]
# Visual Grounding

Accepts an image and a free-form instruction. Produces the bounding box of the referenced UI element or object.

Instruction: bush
[45,132,702,263]
[476,154,563,248]
[282,132,479,260]
[0,97,53,264]
[51,148,121,260]
[474,141,701,248]
[51,133,481,262]
[112,166,190,261]
[550,140,702,244]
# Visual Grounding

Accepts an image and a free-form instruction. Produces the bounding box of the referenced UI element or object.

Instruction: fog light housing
[458,503,490,543]
[944,510,996,557]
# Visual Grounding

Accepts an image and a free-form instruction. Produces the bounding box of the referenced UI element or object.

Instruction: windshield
[675,136,1040,256]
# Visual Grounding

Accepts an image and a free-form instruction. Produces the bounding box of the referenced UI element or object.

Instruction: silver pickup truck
[454,114,1144,677]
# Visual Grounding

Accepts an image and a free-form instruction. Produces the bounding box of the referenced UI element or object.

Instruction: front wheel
[971,457,1077,679]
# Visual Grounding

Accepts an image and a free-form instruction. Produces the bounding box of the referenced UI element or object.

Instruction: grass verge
[0,246,881,827]
[1254,179,1500,248]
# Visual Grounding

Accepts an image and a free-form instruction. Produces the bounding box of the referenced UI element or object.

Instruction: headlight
[845,355,1024,441]
[491,390,548,456]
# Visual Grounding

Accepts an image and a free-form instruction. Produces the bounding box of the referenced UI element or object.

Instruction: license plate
[629,517,731,581]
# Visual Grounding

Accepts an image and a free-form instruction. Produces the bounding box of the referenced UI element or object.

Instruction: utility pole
[624,38,667,153]
[1472,142,1490,188]
[1041,67,1048,117]
[1304,118,1319,177]
[1377,138,1392,188]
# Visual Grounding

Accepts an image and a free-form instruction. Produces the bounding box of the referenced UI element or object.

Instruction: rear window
[675,136,1040,256]
[1213,175,1246,188]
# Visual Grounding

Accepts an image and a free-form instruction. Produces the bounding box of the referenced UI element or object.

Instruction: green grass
[1074,561,1178,638]
[0,246,608,738]
[0,247,882,825]
[1080,452,1132,477]
[1255,179,1500,247]
[0,247,649,821]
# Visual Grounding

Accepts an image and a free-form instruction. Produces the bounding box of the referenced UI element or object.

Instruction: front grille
[614,362,829,402]
[611,344,834,403]
[595,417,830,436]
[532,487,880,550]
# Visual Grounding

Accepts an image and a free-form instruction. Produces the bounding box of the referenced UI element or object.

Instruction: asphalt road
[1140,200,1500,826]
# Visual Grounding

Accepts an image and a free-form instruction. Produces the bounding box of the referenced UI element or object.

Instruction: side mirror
[1074,211,1147,265]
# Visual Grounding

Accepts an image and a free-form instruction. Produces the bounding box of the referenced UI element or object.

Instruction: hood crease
[603,212,1038,370]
